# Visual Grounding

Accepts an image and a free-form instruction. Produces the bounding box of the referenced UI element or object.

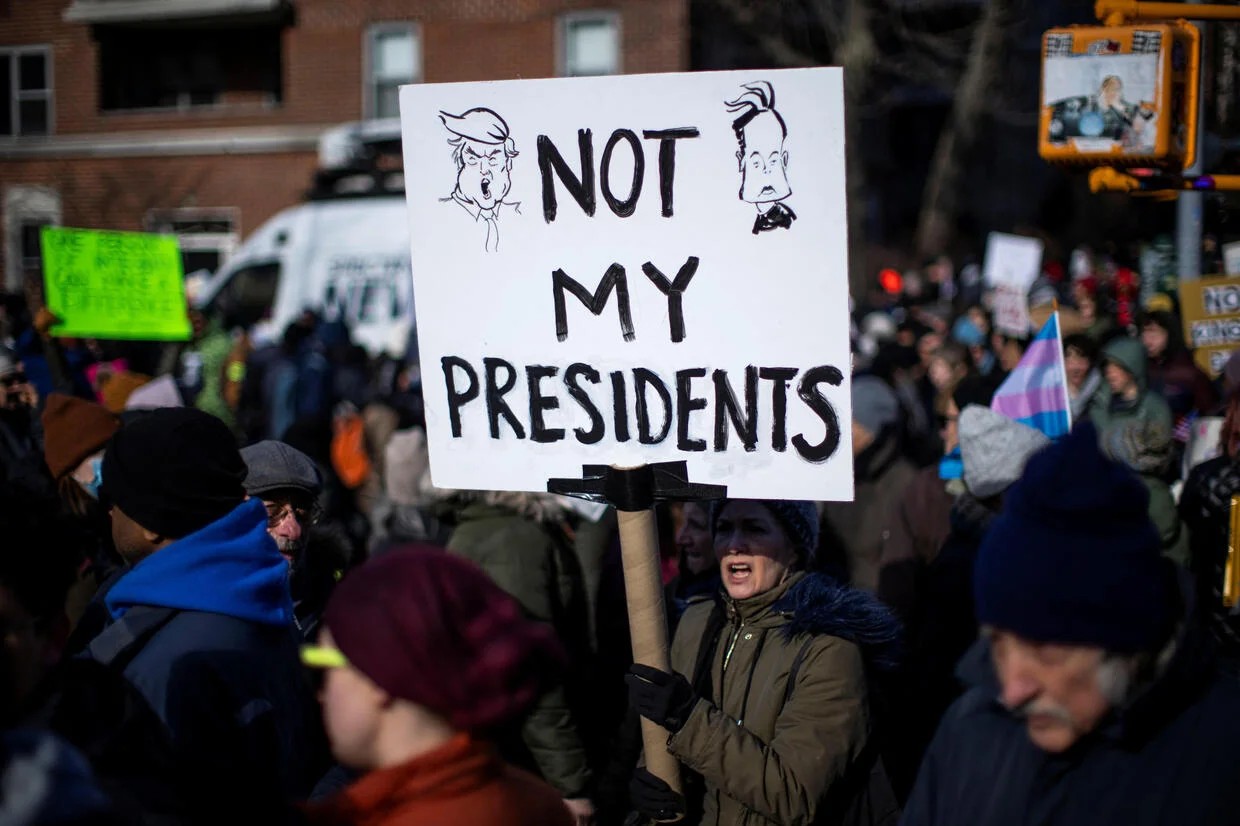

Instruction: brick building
[0,0,687,291]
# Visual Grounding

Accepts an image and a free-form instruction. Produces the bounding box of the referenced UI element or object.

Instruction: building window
[99,26,281,111]
[560,12,621,77]
[0,47,53,137]
[145,208,239,277]
[366,24,420,120]
[4,185,61,291]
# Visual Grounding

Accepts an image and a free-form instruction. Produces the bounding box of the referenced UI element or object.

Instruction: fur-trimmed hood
[773,571,903,671]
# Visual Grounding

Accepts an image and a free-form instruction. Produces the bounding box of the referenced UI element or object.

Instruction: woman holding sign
[624,499,901,826]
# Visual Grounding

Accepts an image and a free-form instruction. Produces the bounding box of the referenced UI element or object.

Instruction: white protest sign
[983,232,1044,337]
[1224,240,1240,276]
[399,68,853,501]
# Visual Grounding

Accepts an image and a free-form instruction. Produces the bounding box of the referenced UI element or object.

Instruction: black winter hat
[101,407,246,540]
[974,421,1171,653]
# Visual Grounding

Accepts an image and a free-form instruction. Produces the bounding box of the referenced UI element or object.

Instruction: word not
[1203,284,1240,317]
[538,127,700,222]
[440,356,844,463]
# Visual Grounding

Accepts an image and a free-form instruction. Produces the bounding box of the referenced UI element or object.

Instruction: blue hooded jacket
[105,497,292,626]
[86,499,324,803]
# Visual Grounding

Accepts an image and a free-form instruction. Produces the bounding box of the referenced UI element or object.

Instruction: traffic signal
[1039,23,1199,169]
[878,268,903,295]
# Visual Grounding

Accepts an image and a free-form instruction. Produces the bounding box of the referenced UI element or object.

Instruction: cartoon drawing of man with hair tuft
[725,81,795,235]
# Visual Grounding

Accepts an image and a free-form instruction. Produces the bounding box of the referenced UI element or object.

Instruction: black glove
[625,663,698,733]
[629,767,686,823]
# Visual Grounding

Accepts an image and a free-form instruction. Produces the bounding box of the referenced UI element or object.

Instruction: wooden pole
[615,500,684,820]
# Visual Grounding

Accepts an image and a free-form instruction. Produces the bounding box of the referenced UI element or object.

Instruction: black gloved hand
[629,767,686,823]
[625,663,698,733]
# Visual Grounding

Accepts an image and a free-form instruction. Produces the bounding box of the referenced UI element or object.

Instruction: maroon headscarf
[323,545,564,732]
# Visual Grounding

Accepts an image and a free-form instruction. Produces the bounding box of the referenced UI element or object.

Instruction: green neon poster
[40,226,192,341]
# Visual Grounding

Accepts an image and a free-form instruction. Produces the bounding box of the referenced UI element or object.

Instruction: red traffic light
[878,268,903,295]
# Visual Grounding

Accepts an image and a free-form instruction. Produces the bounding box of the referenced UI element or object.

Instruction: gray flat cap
[241,440,323,497]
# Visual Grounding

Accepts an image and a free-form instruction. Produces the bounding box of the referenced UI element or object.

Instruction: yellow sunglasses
[301,645,348,669]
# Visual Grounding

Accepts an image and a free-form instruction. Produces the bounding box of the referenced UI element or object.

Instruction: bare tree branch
[915,0,1017,256]
[712,0,821,67]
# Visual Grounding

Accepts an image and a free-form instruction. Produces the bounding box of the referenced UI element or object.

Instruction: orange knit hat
[41,392,121,481]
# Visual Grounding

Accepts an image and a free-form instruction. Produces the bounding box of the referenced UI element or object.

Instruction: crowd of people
[4,242,1240,826]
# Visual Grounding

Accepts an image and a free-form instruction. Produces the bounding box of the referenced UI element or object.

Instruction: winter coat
[1087,337,1173,434]
[901,606,1240,826]
[0,729,122,825]
[0,406,40,482]
[23,656,197,823]
[1147,346,1216,420]
[1179,454,1240,667]
[446,495,594,800]
[190,321,236,429]
[304,734,573,826]
[882,492,994,799]
[1140,474,1189,568]
[83,499,327,815]
[877,465,955,620]
[822,434,918,591]
[666,571,902,826]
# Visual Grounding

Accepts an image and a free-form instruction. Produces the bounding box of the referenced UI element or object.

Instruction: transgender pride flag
[991,312,1072,439]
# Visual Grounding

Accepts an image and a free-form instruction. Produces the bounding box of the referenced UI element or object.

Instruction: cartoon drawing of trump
[439,107,520,252]
[725,81,795,235]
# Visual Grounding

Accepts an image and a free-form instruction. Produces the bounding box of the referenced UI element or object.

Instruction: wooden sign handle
[616,505,684,822]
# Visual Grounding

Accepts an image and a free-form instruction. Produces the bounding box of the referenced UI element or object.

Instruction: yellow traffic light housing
[1039,22,1199,170]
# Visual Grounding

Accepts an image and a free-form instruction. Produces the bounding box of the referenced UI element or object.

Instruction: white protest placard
[983,232,1044,337]
[1223,240,1240,276]
[399,68,853,501]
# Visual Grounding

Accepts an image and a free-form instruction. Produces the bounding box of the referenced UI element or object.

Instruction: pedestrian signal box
[1039,23,1199,169]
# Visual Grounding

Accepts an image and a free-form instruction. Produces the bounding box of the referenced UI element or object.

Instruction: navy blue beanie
[973,421,1171,653]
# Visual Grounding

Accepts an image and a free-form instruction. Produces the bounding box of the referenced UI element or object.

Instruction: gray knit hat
[708,499,820,562]
[1103,419,1173,476]
[851,376,900,437]
[959,405,1051,499]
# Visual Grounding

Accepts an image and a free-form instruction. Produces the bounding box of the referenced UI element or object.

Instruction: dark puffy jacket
[83,499,327,816]
[883,492,994,799]
[1179,454,1240,668]
[901,609,1240,826]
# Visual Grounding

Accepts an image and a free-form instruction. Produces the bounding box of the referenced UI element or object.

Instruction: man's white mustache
[1008,698,1074,726]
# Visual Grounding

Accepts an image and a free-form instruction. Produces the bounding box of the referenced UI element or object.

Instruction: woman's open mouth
[725,561,752,584]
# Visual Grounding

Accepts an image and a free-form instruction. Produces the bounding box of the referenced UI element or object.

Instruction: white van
[198,119,414,357]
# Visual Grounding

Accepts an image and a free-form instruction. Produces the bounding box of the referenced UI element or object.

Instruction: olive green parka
[664,571,901,826]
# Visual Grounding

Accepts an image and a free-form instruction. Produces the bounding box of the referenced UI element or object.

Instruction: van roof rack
[310,118,404,200]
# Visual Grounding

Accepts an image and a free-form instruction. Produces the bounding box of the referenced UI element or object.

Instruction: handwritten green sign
[40,227,191,341]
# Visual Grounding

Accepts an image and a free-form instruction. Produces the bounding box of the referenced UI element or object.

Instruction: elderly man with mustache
[901,422,1240,826]
[242,439,326,638]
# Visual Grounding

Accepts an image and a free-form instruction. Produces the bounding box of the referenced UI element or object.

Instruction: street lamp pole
[1179,0,1207,281]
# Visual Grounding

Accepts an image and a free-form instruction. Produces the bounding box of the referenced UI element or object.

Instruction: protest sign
[1223,241,1240,276]
[1179,275,1240,377]
[399,68,853,501]
[40,227,191,341]
[983,232,1044,337]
